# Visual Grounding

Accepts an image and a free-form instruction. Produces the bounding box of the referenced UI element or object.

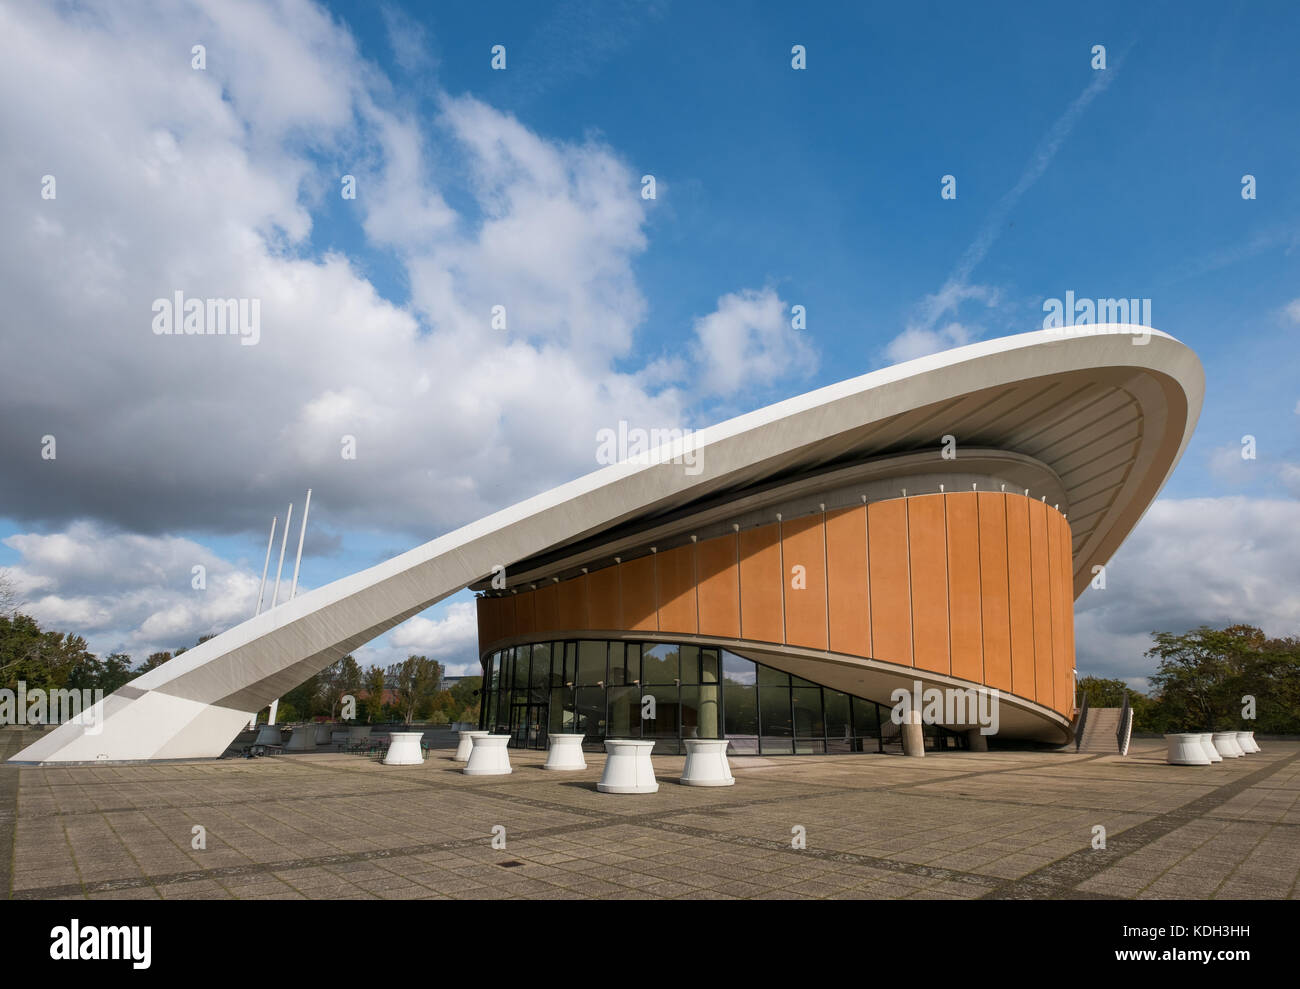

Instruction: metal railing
[1074,693,1089,752]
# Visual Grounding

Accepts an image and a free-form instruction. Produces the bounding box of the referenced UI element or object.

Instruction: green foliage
[388,655,442,724]
[362,664,387,722]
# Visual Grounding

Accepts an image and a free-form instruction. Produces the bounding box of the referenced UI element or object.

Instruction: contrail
[918,47,1130,331]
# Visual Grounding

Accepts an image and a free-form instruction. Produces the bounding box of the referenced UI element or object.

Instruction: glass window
[531,643,552,687]
[549,688,573,734]
[723,684,758,754]
[678,645,700,684]
[758,665,789,688]
[853,697,881,736]
[792,687,824,754]
[642,643,679,683]
[550,642,566,687]
[722,652,756,685]
[701,648,720,685]
[824,690,853,753]
[642,684,679,754]
[607,641,629,685]
[515,644,531,689]
[576,640,606,685]
[574,686,605,741]
[759,683,793,754]
[606,686,639,738]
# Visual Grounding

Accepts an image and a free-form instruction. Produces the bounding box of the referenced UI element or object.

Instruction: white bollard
[1165,733,1211,765]
[680,738,735,787]
[464,734,512,775]
[383,731,425,765]
[284,724,316,751]
[1196,733,1223,763]
[1212,732,1245,758]
[315,723,334,744]
[254,724,283,746]
[348,725,372,744]
[1234,731,1259,754]
[597,739,658,793]
[543,733,587,771]
[455,730,489,762]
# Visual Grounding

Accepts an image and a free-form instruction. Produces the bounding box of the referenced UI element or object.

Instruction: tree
[388,655,442,725]
[362,664,387,723]
[1147,625,1262,731]
[320,655,363,719]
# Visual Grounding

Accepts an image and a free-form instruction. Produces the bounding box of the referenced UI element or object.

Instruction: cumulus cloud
[1074,497,1300,687]
[883,321,975,364]
[2,522,261,658]
[690,288,817,397]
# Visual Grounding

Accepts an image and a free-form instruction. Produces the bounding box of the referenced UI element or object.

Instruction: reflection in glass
[607,686,639,738]
[576,640,605,685]
[642,643,679,683]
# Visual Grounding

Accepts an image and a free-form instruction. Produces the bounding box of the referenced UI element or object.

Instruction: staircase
[1075,707,1123,754]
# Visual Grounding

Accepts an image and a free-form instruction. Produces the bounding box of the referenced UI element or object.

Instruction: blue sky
[0,0,1296,684]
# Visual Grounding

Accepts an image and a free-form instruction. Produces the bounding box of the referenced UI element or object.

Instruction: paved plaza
[2,728,1296,900]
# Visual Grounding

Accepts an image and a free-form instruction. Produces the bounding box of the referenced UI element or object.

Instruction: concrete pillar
[454,729,489,761]
[901,709,924,758]
[1166,733,1211,765]
[965,729,989,752]
[463,734,513,776]
[699,662,719,738]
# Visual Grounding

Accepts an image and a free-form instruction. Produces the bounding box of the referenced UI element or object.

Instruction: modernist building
[12,326,1202,764]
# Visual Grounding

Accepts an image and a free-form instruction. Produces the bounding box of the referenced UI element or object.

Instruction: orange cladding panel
[738,523,783,644]
[908,494,950,676]
[514,590,536,638]
[556,573,587,631]
[867,499,913,667]
[1028,499,1054,707]
[620,555,658,631]
[587,566,620,631]
[1053,511,1076,717]
[946,493,983,683]
[656,544,699,634]
[535,583,559,635]
[476,595,494,647]
[825,505,870,657]
[976,493,1012,692]
[782,514,827,651]
[1006,495,1036,701]
[696,533,740,639]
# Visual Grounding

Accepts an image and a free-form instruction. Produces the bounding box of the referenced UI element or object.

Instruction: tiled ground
[2,728,1296,900]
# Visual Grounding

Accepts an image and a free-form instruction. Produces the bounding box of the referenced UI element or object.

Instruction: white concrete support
[347,725,372,744]
[330,729,349,746]
[1196,733,1223,763]
[680,738,734,786]
[1165,733,1211,765]
[598,739,658,793]
[463,734,512,775]
[455,730,489,761]
[543,733,587,771]
[1212,732,1245,758]
[383,731,425,765]
[284,724,316,751]
[1235,731,1259,754]
[315,723,333,744]
[254,724,283,747]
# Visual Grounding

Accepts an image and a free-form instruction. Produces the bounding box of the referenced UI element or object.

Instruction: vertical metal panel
[696,532,741,638]
[825,505,870,657]
[587,565,620,631]
[946,493,984,683]
[1028,498,1055,708]
[976,492,1012,692]
[1053,510,1076,718]
[514,589,536,638]
[657,543,699,634]
[556,573,587,631]
[908,494,950,676]
[534,582,559,635]
[867,499,913,667]
[739,523,784,644]
[620,555,658,631]
[1006,494,1036,699]
[781,513,828,651]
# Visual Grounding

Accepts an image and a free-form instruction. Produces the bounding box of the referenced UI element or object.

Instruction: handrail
[1074,693,1089,752]
[1117,691,1133,757]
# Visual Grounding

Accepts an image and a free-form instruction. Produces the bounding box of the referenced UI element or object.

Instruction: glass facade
[480,639,965,755]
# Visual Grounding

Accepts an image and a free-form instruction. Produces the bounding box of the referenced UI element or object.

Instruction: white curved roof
[12,326,1203,763]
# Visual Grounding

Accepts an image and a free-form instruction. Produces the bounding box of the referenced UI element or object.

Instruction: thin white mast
[290,488,311,600]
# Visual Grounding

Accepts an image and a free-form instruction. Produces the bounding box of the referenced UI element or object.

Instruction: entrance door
[509,703,545,749]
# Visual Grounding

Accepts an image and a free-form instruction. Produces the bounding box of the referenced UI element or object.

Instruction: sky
[0,0,1297,689]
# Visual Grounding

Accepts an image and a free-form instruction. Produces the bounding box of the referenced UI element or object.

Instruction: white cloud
[1074,497,1300,681]
[690,288,817,397]
[1283,298,1300,324]
[883,321,975,364]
